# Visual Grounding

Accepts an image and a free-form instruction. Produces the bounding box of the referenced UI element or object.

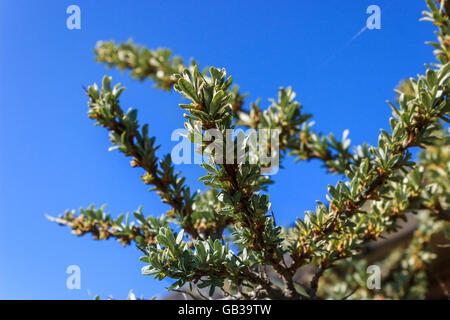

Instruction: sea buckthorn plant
[49,0,450,299]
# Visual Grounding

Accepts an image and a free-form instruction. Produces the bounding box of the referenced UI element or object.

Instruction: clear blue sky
[0,0,436,299]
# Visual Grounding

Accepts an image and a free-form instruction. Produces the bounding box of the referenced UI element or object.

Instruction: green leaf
[176,230,184,245]
[157,234,170,248]
[177,78,199,103]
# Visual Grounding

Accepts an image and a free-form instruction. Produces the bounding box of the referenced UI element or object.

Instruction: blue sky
[0,0,436,299]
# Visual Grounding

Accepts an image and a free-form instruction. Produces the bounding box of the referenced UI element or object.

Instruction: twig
[172,289,199,300]
[308,266,325,299]
[342,287,359,300]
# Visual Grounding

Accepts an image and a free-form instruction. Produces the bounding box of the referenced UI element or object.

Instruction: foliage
[50,0,450,299]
